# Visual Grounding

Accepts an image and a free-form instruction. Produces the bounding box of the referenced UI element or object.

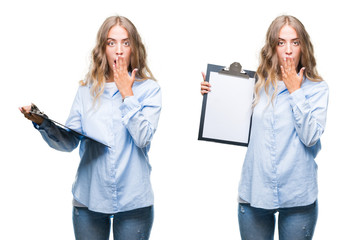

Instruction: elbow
[133,129,155,149]
[46,137,79,152]
[135,140,151,149]
[131,120,157,148]
[62,144,77,152]
[303,139,319,148]
[48,141,77,152]
[300,129,324,148]
[133,135,153,148]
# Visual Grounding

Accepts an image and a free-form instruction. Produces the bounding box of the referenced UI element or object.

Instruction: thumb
[131,68,138,80]
[201,71,206,81]
[299,67,305,80]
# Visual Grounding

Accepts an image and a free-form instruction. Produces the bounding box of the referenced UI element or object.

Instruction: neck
[106,71,114,83]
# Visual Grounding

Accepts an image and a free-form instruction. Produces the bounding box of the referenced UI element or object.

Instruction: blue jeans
[238,201,318,240]
[73,206,154,240]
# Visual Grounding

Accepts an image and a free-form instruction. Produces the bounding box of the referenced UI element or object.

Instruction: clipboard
[30,103,111,148]
[198,62,255,146]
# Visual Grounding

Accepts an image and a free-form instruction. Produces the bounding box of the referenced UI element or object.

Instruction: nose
[115,43,123,55]
[285,43,292,55]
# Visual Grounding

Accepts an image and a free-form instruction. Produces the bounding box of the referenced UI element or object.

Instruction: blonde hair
[254,15,323,106]
[81,16,155,103]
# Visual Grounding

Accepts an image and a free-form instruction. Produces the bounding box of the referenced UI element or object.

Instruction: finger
[201,86,211,93]
[283,58,287,71]
[117,57,122,72]
[281,58,287,75]
[201,83,211,95]
[289,58,296,73]
[201,81,211,87]
[112,66,117,81]
[200,85,211,90]
[113,60,119,80]
[112,59,117,73]
[280,65,285,78]
[24,113,31,119]
[201,85,211,91]
[201,88,211,95]
[285,57,294,72]
[115,57,122,72]
[118,56,125,72]
[20,106,30,114]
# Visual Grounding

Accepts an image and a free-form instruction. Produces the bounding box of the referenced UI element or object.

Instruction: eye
[107,41,116,47]
[293,40,300,46]
[123,41,130,47]
[277,41,285,46]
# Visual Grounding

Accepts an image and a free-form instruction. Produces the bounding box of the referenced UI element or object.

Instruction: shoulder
[134,78,160,89]
[133,79,161,102]
[75,84,92,94]
[301,78,328,94]
[71,85,92,103]
[133,79,161,95]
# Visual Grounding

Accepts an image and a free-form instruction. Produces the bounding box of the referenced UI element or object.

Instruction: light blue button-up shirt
[238,78,328,209]
[35,79,161,214]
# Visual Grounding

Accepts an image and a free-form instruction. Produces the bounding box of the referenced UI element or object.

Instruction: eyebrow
[278,37,300,41]
[106,38,130,41]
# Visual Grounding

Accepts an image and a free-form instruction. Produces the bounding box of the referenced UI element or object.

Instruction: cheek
[294,49,302,66]
[125,49,131,60]
[124,49,132,66]
[276,48,283,60]
[105,50,115,69]
[276,49,284,65]
[105,49,113,61]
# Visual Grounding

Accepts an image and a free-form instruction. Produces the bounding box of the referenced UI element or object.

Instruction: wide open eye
[107,41,116,47]
[293,40,300,46]
[277,41,285,46]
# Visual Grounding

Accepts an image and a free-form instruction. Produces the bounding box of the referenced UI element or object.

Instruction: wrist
[288,86,300,94]
[120,88,133,99]
[122,95,133,102]
[35,118,44,125]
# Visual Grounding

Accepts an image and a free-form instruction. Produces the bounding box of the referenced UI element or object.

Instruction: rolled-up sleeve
[288,81,329,147]
[33,89,82,152]
[34,119,80,152]
[120,84,161,148]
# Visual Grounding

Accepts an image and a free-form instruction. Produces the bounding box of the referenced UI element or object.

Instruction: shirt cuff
[288,88,306,109]
[32,118,50,130]
[119,96,141,123]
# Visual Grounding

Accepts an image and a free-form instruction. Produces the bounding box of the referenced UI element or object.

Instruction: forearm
[34,119,80,152]
[120,93,161,148]
[289,84,329,147]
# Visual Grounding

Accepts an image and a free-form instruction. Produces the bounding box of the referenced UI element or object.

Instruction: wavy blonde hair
[80,16,155,103]
[254,15,323,106]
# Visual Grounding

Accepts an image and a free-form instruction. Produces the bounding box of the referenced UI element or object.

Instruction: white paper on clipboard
[198,63,255,146]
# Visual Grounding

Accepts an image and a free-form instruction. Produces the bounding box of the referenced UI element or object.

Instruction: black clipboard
[198,63,255,146]
[30,103,111,148]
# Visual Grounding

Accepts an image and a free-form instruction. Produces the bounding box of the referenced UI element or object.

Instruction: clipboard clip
[219,62,249,79]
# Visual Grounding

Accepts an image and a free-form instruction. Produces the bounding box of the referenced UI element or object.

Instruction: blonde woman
[20,16,161,240]
[201,15,328,239]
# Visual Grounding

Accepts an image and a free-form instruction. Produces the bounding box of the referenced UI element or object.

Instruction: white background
[1,0,346,239]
